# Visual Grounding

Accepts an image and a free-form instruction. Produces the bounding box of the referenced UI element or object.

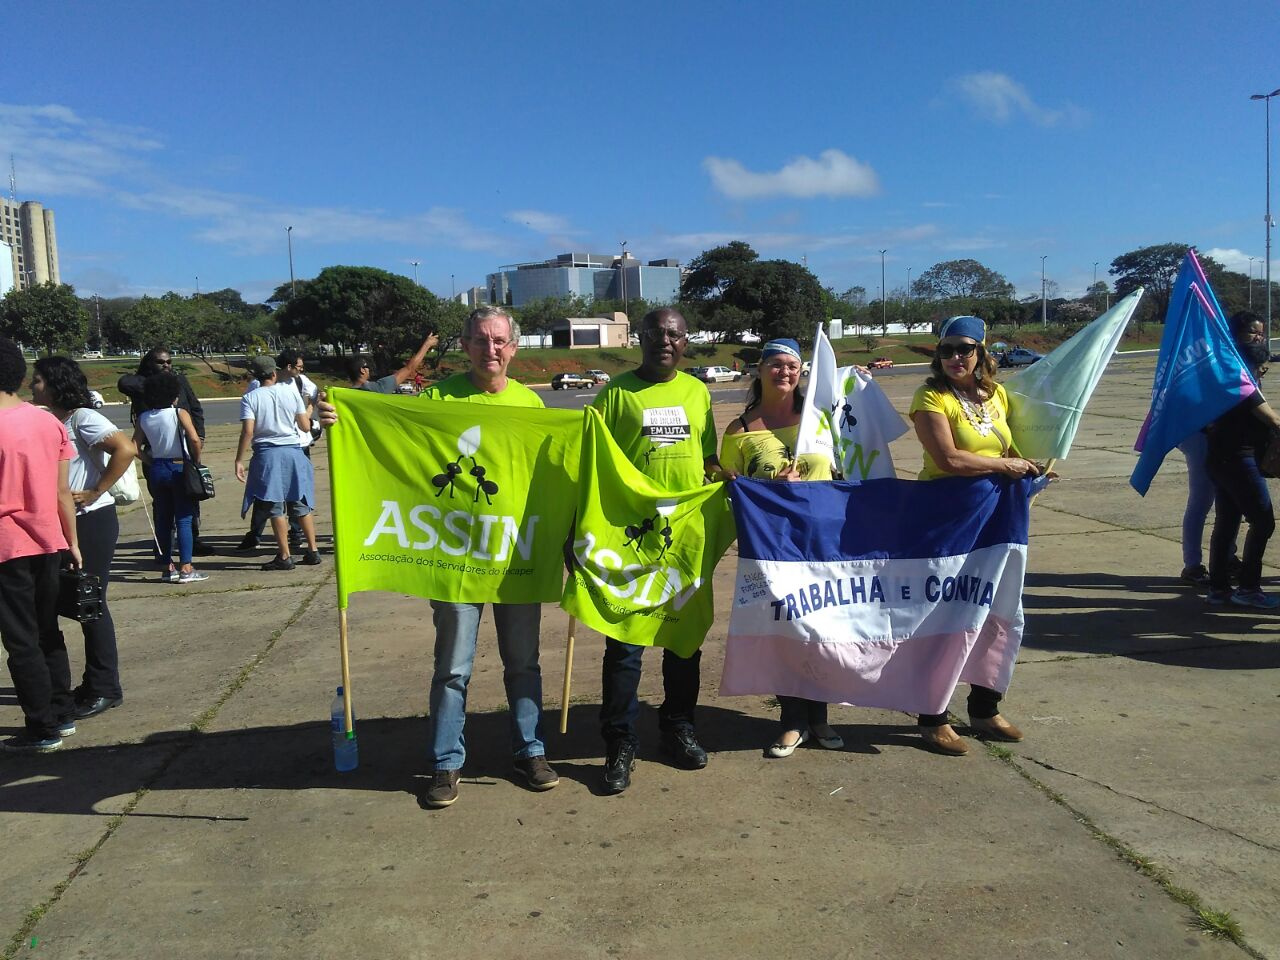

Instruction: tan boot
[968,714,1024,742]
[918,723,969,756]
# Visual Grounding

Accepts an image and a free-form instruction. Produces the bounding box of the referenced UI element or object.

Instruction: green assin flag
[561,407,736,658]
[328,387,582,607]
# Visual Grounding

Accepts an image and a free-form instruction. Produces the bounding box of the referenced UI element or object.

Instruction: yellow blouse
[909,382,1014,481]
[719,422,833,481]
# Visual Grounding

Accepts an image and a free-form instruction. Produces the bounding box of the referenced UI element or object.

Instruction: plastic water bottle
[330,686,358,772]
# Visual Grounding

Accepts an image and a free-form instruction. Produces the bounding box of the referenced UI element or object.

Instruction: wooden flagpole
[339,610,354,735]
[559,617,577,734]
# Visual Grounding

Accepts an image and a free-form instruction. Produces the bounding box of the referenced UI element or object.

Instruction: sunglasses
[936,343,978,360]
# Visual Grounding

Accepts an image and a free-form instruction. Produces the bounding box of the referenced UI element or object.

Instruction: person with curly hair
[31,356,137,719]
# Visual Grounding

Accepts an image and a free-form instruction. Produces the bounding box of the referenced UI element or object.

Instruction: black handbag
[182,434,215,501]
[58,568,104,623]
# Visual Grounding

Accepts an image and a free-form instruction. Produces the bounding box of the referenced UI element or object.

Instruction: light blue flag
[1005,289,1143,461]
[1129,250,1256,495]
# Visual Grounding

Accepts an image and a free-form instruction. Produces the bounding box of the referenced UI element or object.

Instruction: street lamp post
[286,226,296,297]
[1250,87,1280,343]
[1040,255,1048,327]
[1092,261,1099,310]
[905,266,912,305]
[879,249,887,331]
[195,276,200,297]
[410,259,420,285]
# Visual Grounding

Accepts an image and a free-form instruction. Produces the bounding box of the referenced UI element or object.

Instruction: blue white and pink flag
[721,475,1041,715]
[1130,250,1256,495]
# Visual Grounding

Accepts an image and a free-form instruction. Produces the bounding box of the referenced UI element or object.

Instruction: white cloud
[703,149,880,200]
[953,72,1087,127]
[1201,247,1277,276]
[0,102,510,258]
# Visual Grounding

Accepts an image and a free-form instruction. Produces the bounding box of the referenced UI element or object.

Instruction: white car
[693,365,742,384]
[88,390,105,409]
[81,350,105,360]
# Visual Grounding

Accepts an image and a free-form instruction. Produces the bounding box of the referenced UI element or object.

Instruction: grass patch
[1193,909,1245,941]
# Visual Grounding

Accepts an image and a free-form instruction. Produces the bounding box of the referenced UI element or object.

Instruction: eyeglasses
[641,329,688,344]
[936,343,978,360]
[464,337,512,349]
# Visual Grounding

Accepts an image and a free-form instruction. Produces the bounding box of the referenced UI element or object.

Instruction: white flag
[795,323,908,481]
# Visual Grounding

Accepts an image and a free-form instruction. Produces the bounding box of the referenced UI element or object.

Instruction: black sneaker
[660,727,708,770]
[236,534,260,551]
[1180,564,1209,585]
[601,740,637,794]
[300,550,322,566]
[261,555,296,572]
[513,755,560,791]
[422,769,460,808]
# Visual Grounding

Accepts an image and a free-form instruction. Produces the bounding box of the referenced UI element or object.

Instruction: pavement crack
[2,574,331,960]
[1021,755,1280,854]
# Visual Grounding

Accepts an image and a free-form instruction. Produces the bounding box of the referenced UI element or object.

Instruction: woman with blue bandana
[908,316,1041,756]
[721,338,845,757]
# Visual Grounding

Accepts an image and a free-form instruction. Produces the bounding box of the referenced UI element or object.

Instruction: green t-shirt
[420,373,544,408]
[591,370,715,490]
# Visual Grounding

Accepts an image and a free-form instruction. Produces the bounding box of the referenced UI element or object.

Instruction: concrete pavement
[1,354,1275,959]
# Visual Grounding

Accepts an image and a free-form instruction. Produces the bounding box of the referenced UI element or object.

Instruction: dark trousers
[919,685,1002,727]
[1208,455,1274,592]
[600,638,701,745]
[778,696,828,730]
[76,506,122,700]
[0,552,72,738]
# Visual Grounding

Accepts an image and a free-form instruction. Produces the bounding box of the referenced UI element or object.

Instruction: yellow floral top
[719,422,833,481]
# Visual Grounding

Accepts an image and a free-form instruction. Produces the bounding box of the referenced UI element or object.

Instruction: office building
[0,198,60,290]
[486,252,680,309]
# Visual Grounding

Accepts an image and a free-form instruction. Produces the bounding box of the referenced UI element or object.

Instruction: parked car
[81,350,105,360]
[998,347,1044,368]
[692,365,742,383]
[551,371,595,390]
[867,357,894,369]
[88,390,105,409]
[586,369,611,384]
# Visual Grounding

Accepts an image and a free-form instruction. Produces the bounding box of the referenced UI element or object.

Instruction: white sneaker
[178,570,209,584]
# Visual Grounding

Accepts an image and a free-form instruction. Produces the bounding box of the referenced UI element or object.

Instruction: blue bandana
[761,338,802,361]
[938,316,985,343]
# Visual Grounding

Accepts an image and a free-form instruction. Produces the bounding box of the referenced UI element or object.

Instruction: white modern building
[486,252,680,308]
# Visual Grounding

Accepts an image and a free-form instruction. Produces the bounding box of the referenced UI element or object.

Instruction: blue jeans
[427,601,544,771]
[1179,432,1215,568]
[148,459,195,566]
[1207,455,1274,592]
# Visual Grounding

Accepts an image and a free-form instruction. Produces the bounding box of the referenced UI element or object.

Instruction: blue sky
[3,1,1278,306]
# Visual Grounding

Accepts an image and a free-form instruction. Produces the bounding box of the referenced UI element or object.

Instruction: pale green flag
[561,407,736,658]
[328,387,582,607]
[1005,288,1144,461]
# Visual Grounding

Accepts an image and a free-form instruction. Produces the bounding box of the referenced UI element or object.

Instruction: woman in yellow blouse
[721,339,843,758]
[908,315,1041,756]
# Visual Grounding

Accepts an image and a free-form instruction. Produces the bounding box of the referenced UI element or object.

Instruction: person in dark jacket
[117,348,212,555]
[1205,311,1280,608]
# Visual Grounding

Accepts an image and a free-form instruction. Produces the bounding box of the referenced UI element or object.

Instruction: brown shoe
[422,769,460,808]
[968,714,1024,742]
[918,723,970,756]
[513,755,560,791]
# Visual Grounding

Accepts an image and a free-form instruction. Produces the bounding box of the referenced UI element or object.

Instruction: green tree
[1109,243,1189,324]
[516,295,592,346]
[121,293,187,352]
[273,266,447,358]
[681,241,758,301]
[915,259,1015,300]
[2,282,90,355]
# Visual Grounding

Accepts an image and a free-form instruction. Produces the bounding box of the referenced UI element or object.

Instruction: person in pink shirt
[0,337,82,752]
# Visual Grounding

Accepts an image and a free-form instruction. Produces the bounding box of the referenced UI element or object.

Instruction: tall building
[486,252,680,309]
[0,198,60,291]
